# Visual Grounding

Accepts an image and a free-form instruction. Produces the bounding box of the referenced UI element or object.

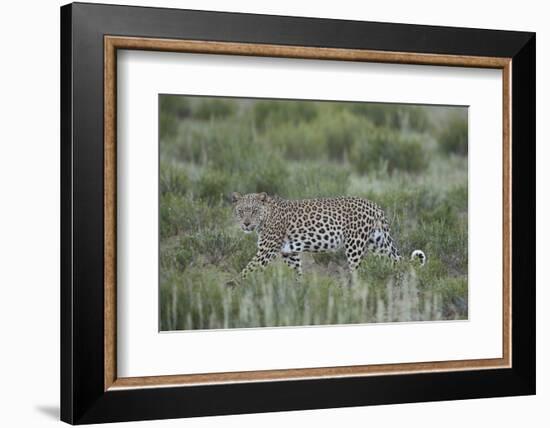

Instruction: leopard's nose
[243,220,250,226]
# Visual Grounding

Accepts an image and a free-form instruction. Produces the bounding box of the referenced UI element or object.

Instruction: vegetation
[438,113,468,156]
[159,95,468,330]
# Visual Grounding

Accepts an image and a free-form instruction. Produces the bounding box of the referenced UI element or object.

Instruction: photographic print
[159,95,468,331]
[62,7,534,421]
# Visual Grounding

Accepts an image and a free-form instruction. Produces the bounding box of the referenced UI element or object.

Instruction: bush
[160,161,190,197]
[253,100,317,131]
[351,128,428,175]
[193,98,237,120]
[407,107,431,133]
[350,103,401,128]
[445,184,468,214]
[167,121,210,164]
[179,119,290,195]
[285,162,350,198]
[159,95,192,140]
[397,187,468,275]
[350,103,430,133]
[174,120,290,191]
[432,277,468,319]
[171,119,255,167]
[319,110,365,161]
[244,155,289,195]
[196,156,289,201]
[159,194,231,238]
[197,168,232,204]
[264,121,325,161]
[265,110,366,162]
[161,229,251,272]
[160,95,192,119]
[438,115,468,156]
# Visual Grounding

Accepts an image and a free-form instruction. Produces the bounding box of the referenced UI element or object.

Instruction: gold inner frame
[104,36,512,391]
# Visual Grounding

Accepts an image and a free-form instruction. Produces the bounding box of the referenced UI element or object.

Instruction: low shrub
[196,154,289,202]
[285,162,350,198]
[265,110,367,162]
[407,107,431,133]
[264,121,325,161]
[161,229,251,272]
[160,95,192,119]
[253,100,317,131]
[159,95,192,139]
[350,103,431,133]
[350,103,402,128]
[193,98,237,120]
[319,110,365,161]
[438,115,468,156]
[243,155,289,195]
[171,119,256,168]
[351,128,428,175]
[159,194,231,238]
[160,161,190,197]
[196,168,232,204]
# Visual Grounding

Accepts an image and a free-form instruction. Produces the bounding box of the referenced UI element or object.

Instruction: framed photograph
[60,2,535,424]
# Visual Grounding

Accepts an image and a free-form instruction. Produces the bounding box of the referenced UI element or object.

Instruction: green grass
[159,96,468,331]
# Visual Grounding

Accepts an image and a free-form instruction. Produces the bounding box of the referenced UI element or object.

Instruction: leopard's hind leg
[344,236,368,286]
[367,227,402,263]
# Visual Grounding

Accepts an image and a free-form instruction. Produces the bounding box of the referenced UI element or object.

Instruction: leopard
[229,192,425,285]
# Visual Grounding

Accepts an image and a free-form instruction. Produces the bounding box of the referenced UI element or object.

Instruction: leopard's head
[231,192,270,234]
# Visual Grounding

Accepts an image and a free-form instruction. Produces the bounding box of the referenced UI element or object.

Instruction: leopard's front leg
[281,252,303,280]
[226,245,279,288]
[226,225,283,288]
[239,247,278,280]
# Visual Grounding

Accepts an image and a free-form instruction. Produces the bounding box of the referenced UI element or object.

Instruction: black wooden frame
[61,2,536,424]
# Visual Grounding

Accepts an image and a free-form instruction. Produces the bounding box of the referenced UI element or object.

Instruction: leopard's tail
[410,249,426,266]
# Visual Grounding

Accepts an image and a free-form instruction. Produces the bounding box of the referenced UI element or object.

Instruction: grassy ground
[159,96,468,331]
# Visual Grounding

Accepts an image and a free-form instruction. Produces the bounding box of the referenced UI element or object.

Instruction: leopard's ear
[231,192,242,203]
[257,192,268,202]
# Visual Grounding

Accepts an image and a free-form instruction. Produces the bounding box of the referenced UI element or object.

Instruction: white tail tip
[411,250,426,266]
